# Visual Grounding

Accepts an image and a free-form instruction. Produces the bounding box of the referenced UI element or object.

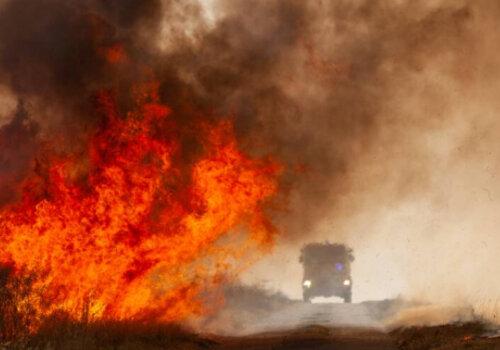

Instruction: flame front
[0,82,280,327]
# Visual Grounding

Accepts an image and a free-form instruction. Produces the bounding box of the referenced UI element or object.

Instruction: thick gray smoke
[1,0,499,326]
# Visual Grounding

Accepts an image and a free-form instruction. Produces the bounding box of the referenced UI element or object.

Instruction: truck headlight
[343,279,351,286]
[303,280,312,288]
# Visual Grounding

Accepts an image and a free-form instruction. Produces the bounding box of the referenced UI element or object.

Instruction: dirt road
[215,326,396,350]
[202,300,500,349]
[244,301,385,334]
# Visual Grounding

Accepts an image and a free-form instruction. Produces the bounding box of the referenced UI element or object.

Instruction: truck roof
[299,242,354,263]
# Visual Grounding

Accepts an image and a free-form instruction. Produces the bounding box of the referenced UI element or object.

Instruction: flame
[102,43,127,64]
[0,81,280,327]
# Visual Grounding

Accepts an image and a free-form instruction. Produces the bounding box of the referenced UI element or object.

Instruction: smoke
[0,0,473,231]
[385,304,476,329]
[328,0,500,325]
[242,0,500,326]
[0,102,39,206]
[1,0,500,327]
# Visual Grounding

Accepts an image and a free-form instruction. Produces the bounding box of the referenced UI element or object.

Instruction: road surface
[248,301,383,334]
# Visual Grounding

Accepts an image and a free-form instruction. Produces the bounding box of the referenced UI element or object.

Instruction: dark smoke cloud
[0,0,475,240]
[154,0,473,238]
[0,0,162,117]
[0,102,39,206]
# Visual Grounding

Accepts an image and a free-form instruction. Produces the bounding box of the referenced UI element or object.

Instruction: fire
[102,43,127,64]
[0,81,280,327]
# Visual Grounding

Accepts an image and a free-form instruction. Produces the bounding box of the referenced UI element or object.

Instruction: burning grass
[0,80,281,337]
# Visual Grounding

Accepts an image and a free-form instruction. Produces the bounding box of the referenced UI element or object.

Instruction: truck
[299,242,354,303]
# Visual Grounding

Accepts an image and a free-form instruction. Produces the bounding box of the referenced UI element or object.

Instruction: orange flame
[103,43,127,64]
[0,81,280,327]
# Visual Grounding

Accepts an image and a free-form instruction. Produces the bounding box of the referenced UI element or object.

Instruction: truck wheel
[343,292,352,303]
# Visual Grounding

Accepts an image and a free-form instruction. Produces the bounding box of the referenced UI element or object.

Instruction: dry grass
[390,322,500,350]
[2,319,215,350]
[35,321,214,350]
